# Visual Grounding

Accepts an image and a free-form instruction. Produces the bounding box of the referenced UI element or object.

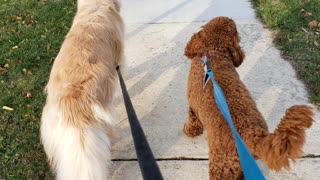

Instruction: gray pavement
[110,0,320,179]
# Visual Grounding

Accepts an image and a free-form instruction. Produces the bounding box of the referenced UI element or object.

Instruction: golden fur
[40,0,123,179]
[184,17,314,179]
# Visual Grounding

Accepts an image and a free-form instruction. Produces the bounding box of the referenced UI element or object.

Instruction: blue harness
[202,56,265,180]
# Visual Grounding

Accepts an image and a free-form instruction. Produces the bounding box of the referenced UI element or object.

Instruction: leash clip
[202,56,212,89]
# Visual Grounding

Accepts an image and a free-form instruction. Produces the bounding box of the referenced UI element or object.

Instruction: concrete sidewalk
[111,0,320,179]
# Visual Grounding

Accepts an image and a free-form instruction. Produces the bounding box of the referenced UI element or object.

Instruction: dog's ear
[184,32,206,59]
[228,35,245,67]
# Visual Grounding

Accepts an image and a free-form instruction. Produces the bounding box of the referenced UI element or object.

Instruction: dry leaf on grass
[0,67,8,75]
[15,14,24,21]
[27,70,33,76]
[305,12,313,17]
[302,27,308,32]
[26,24,33,28]
[309,20,319,28]
[2,106,14,111]
[23,91,33,98]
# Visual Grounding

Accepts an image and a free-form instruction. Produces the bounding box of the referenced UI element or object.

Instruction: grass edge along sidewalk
[251,0,320,105]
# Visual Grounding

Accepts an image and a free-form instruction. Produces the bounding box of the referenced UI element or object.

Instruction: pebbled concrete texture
[110,159,320,180]
[111,0,320,179]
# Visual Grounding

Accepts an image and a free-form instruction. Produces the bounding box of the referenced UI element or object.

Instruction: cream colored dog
[40,0,123,179]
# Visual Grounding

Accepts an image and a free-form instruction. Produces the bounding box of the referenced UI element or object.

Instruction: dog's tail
[256,105,313,171]
[41,95,114,180]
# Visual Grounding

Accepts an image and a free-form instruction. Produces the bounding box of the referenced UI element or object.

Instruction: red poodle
[183,17,314,179]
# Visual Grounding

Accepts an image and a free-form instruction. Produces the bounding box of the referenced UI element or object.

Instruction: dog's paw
[183,123,203,137]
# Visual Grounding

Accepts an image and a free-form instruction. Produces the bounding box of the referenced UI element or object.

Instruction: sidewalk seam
[112,155,320,162]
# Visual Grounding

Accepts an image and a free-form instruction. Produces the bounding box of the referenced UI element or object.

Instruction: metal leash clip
[202,56,212,89]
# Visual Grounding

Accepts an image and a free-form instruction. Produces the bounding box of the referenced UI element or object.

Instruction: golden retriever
[40,0,123,179]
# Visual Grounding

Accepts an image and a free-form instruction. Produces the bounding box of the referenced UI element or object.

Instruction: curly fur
[184,17,314,180]
[40,0,123,179]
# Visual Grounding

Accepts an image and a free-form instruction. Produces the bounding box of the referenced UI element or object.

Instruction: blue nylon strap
[206,70,265,180]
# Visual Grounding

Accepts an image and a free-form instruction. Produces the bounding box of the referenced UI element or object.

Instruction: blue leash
[202,56,265,180]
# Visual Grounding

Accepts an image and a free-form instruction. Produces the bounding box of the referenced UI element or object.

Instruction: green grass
[0,0,76,179]
[251,0,320,105]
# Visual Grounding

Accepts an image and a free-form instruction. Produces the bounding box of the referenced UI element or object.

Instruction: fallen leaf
[16,15,23,20]
[27,70,33,76]
[2,106,14,111]
[12,45,18,49]
[26,19,34,24]
[27,93,33,98]
[0,67,8,75]
[23,91,33,98]
[24,114,30,118]
[315,41,319,47]
[26,24,33,28]
[305,12,312,17]
[300,9,305,13]
[4,64,9,69]
[309,20,318,28]
[36,56,41,60]
[301,27,308,32]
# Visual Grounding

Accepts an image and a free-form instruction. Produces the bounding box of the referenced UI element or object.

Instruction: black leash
[116,66,164,180]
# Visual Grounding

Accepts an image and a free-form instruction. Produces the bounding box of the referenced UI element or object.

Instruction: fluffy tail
[41,98,114,180]
[256,105,314,171]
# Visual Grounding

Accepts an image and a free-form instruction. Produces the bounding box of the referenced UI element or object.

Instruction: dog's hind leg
[184,107,204,137]
[207,135,244,180]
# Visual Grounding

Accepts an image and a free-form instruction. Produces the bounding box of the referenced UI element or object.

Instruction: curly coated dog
[183,17,314,179]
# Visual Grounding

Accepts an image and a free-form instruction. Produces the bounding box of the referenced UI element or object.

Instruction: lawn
[0,0,76,179]
[251,0,320,105]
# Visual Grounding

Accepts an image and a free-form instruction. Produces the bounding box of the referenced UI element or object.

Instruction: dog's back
[40,1,123,179]
[184,17,314,179]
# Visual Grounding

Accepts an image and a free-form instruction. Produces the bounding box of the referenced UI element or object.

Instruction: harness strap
[202,56,265,180]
